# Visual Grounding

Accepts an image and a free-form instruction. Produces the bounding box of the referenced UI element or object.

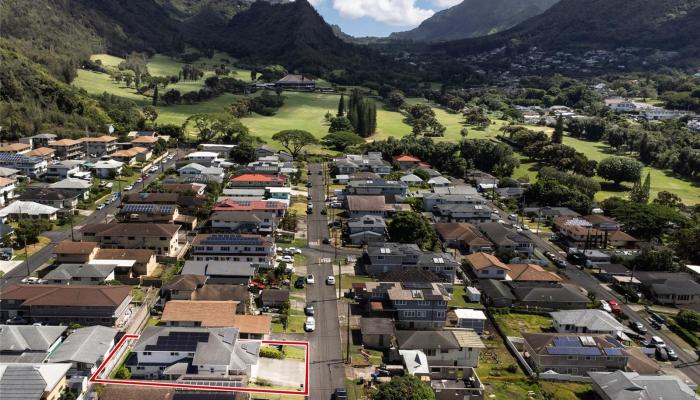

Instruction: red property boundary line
[90,334,310,396]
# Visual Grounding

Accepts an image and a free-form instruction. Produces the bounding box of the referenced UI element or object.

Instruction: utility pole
[346,300,351,364]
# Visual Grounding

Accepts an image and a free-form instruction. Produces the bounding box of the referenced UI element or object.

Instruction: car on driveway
[600,300,612,313]
[280,255,293,263]
[96,204,106,210]
[306,274,315,284]
[304,317,316,332]
[304,304,315,316]
[326,276,336,285]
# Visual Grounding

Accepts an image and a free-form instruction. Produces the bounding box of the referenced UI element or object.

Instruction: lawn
[282,345,306,361]
[156,93,242,126]
[14,235,51,261]
[335,274,375,290]
[476,334,541,399]
[271,309,305,334]
[348,343,383,366]
[449,285,485,309]
[493,312,553,337]
[91,53,124,68]
[74,69,148,105]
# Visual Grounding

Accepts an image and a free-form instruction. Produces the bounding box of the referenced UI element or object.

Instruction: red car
[608,299,621,313]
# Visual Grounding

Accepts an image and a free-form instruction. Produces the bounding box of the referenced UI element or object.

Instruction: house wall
[473,266,508,280]
[457,318,485,334]
[394,300,447,330]
[45,375,68,400]
[423,347,480,368]
[96,234,178,256]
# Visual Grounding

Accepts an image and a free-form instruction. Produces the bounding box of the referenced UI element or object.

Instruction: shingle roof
[54,241,98,255]
[191,285,249,303]
[506,264,562,282]
[94,248,155,264]
[162,275,208,292]
[550,309,632,334]
[360,318,395,335]
[229,315,272,335]
[396,330,459,350]
[435,223,492,246]
[50,178,91,190]
[347,195,386,212]
[0,363,71,400]
[588,371,696,400]
[47,326,117,365]
[182,261,257,278]
[44,263,115,281]
[512,283,589,303]
[0,325,67,352]
[465,252,509,271]
[0,284,131,307]
[80,223,180,238]
[161,301,239,327]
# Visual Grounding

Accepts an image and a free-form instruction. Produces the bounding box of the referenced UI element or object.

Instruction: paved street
[305,162,345,399]
[0,149,182,288]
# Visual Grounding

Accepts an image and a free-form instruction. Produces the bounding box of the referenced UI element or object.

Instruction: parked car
[508,214,517,221]
[607,299,621,313]
[600,300,612,313]
[21,277,45,284]
[124,184,134,191]
[294,277,305,289]
[334,388,348,400]
[322,237,330,244]
[96,203,106,210]
[304,304,315,316]
[5,316,27,325]
[645,336,666,348]
[306,274,315,284]
[326,276,336,285]
[655,345,669,361]
[304,317,316,332]
[629,321,648,334]
[105,182,113,189]
[280,255,293,263]
[136,177,143,183]
[665,347,679,361]
[649,312,666,326]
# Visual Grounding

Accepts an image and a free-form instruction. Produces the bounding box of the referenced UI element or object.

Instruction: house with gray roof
[346,179,408,197]
[127,326,259,380]
[43,263,117,285]
[634,271,700,306]
[178,163,225,183]
[396,329,484,368]
[182,260,257,285]
[422,193,486,211]
[427,176,451,188]
[479,222,534,256]
[0,363,71,400]
[432,185,478,196]
[551,309,633,336]
[590,370,696,400]
[433,203,495,224]
[355,282,451,329]
[47,325,117,376]
[0,325,67,363]
[400,173,423,185]
[347,215,387,245]
[209,211,277,234]
[49,178,91,200]
[363,242,459,282]
[333,153,391,176]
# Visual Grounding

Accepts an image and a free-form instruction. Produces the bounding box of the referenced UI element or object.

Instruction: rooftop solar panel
[603,348,623,356]
[546,347,601,356]
[553,337,582,348]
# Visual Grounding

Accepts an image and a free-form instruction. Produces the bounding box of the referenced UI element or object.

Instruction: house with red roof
[213,198,287,217]
[229,173,287,188]
[393,155,431,170]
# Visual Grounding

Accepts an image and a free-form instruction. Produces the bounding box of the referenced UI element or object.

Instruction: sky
[306,0,461,37]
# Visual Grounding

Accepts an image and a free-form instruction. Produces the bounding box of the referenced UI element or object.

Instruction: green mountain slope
[434,0,700,55]
[391,0,559,42]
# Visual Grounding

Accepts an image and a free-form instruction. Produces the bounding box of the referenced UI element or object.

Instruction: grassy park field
[73,53,699,204]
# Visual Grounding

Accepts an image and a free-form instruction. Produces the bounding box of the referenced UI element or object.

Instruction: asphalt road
[1,150,181,288]
[305,162,345,399]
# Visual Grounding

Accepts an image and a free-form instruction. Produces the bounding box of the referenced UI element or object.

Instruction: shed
[360,317,395,350]
[465,286,481,302]
[454,309,487,333]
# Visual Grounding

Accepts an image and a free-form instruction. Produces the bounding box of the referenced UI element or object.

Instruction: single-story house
[360,317,396,350]
[464,252,510,280]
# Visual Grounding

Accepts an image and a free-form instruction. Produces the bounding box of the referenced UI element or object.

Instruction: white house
[178,163,224,183]
[400,174,423,185]
[92,159,124,178]
[46,325,117,376]
[0,201,58,222]
[551,309,634,336]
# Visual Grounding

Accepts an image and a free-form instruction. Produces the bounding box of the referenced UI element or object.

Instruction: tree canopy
[373,375,436,400]
[387,211,438,250]
[322,131,364,151]
[597,157,643,185]
[271,129,319,158]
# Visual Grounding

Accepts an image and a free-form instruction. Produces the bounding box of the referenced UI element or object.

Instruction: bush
[668,318,700,348]
[259,346,285,359]
[677,309,700,331]
[506,364,518,373]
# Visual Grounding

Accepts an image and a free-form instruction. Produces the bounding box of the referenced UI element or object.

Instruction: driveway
[251,357,306,389]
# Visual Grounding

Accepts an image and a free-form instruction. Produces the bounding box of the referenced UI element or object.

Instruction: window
[171,352,178,356]
[143,352,152,355]
[160,237,167,240]
[497,270,504,275]
[128,236,136,240]
[441,349,449,354]
[395,300,407,306]
[221,246,230,251]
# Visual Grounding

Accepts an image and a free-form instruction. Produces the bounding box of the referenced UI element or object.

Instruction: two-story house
[49,139,84,160]
[433,203,495,224]
[80,135,117,157]
[0,153,48,178]
[178,163,225,183]
[346,179,408,197]
[478,222,534,256]
[0,177,16,207]
[46,325,117,377]
[347,215,388,245]
[190,234,275,269]
[49,178,91,201]
[213,199,287,217]
[127,327,259,380]
[117,203,197,229]
[0,363,71,400]
[182,260,258,285]
[209,211,278,234]
[355,281,451,329]
[363,242,459,282]
[334,153,392,176]
[78,223,181,256]
[422,193,486,211]
[18,188,81,210]
[45,160,84,180]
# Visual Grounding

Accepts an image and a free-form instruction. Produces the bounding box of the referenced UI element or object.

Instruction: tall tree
[552,115,564,144]
[597,157,643,186]
[152,85,159,106]
[271,130,319,158]
[337,93,345,117]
